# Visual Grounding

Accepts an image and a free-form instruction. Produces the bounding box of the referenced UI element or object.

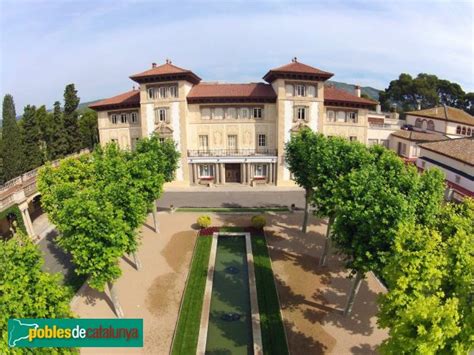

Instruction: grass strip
[171,235,212,355]
[176,207,289,213]
[252,234,289,355]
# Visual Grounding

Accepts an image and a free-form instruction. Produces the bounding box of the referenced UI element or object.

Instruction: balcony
[187,148,277,157]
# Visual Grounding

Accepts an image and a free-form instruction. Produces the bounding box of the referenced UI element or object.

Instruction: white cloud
[0,0,472,110]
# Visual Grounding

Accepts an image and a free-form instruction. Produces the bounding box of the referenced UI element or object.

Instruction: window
[455,175,461,184]
[468,128,472,136]
[198,135,209,151]
[456,126,461,134]
[368,139,378,146]
[111,138,118,143]
[131,112,138,123]
[427,120,435,131]
[254,164,267,177]
[380,139,389,148]
[201,108,211,120]
[285,84,294,97]
[326,110,335,122]
[111,114,118,124]
[147,88,155,99]
[226,108,237,119]
[227,135,238,152]
[155,108,167,123]
[347,112,357,123]
[336,111,346,122]
[295,84,306,97]
[257,134,266,147]
[349,136,357,142]
[169,86,178,98]
[252,108,262,119]
[159,86,168,98]
[199,164,214,178]
[462,127,467,135]
[397,142,407,156]
[307,85,316,97]
[240,108,249,119]
[296,107,307,120]
[121,113,127,124]
[213,108,224,120]
[158,137,166,144]
[415,118,422,128]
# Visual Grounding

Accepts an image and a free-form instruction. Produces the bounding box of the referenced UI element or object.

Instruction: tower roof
[263,58,333,83]
[130,60,201,84]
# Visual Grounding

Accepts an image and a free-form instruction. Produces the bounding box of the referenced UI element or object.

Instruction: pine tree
[63,84,81,154]
[50,101,68,159]
[35,105,54,161]
[21,105,43,171]
[1,94,23,181]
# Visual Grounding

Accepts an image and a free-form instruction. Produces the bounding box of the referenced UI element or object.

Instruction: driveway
[158,189,305,209]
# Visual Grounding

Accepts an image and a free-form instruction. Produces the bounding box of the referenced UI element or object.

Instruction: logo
[8,319,143,348]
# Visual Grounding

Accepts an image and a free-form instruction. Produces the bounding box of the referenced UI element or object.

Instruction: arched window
[427,120,435,131]
[415,118,422,128]
[467,128,472,136]
[456,126,461,134]
[462,127,466,135]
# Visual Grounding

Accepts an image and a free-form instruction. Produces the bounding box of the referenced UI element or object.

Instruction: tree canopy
[0,230,73,353]
[379,73,473,114]
[378,199,474,354]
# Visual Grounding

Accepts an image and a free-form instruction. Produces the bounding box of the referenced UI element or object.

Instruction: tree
[332,148,445,315]
[63,84,81,154]
[133,135,180,231]
[78,109,99,150]
[50,101,69,159]
[0,230,73,353]
[1,94,23,181]
[38,156,131,318]
[378,199,474,354]
[36,105,55,161]
[285,129,321,233]
[312,137,374,266]
[379,73,472,114]
[21,105,43,171]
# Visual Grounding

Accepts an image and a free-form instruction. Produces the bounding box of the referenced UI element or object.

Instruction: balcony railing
[187,148,277,157]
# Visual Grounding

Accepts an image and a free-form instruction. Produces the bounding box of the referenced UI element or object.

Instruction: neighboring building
[405,106,474,138]
[367,106,404,148]
[90,58,378,187]
[389,130,447,162]
[416,138,474,201]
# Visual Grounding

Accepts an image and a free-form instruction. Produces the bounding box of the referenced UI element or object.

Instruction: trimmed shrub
[251,215,266,229]
[197,215,211,228]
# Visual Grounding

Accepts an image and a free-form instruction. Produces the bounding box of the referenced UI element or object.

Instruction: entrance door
[225,164,241,183]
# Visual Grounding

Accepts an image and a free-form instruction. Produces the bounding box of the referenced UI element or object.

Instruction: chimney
[152,62,157,68]
[355,85,361,97]
[376,104,381,113]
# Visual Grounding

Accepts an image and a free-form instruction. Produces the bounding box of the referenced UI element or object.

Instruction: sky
[0,0,473,112]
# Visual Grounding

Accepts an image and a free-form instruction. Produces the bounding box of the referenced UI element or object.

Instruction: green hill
[328,81,381,101]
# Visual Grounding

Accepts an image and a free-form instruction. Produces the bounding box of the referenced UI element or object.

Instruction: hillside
[328,81,381,101]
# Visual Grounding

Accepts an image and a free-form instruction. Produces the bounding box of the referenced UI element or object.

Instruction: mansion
[90,59,388,187]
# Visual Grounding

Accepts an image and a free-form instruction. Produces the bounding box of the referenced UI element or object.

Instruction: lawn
[171,226,288,355]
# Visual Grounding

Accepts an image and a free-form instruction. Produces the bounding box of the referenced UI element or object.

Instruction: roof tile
[419,137,474,165]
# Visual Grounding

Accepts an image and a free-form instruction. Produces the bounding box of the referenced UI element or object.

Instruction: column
[220,163,226,184]
[19,202,35,238]
[215,163,220,184]
[241,163,245,184]
[273,162,277,185]
[192,164,198,184]
[268,163,273,184]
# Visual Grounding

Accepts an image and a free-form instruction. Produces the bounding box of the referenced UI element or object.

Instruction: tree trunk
[343,271,363,317]
[319,215,335,266]
[302,189,311,233]
[152,202,159,233]
[132,252,141,270]
[107,281,124,318]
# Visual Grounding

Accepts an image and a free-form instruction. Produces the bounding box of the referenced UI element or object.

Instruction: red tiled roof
[263,60,333,82]
[89,90,140,110]
[324,86,377,107]
[391,129,447,142]
[187,83,276,103]
[419,137,474,165]
[130,62,201,84]
[406,106,474,126]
